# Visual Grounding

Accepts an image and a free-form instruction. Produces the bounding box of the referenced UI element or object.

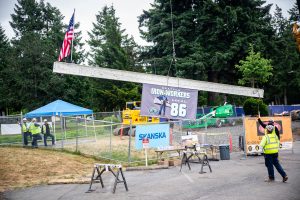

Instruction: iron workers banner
[135,124,170,150]
[141,83,198,119]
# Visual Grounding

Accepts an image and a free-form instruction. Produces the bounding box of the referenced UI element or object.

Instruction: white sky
[0,0,296,48]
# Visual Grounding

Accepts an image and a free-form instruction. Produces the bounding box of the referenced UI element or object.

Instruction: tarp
[25,100,93,117]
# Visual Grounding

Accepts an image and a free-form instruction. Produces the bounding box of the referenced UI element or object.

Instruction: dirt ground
[0,147,98,192]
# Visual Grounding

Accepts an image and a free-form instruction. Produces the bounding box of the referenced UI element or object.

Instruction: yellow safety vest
[22,123,27,132]
[263,130,279,154]
[30,123,41,135]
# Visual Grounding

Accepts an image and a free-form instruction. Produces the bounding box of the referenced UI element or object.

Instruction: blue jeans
[264,153,287,179]
[32,134,42,147]
[44,134,55,146]
[23,132,32,146]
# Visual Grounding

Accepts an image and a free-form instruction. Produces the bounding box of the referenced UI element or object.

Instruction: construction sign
[244,116,293,154]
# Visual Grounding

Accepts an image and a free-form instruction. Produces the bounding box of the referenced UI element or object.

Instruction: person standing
[42,119,55,146]
[259,124,288,182]
[29,118,42,148]
[158,95,168,116]
[20,118,30,146]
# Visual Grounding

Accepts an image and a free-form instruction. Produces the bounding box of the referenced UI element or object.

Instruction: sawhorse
[86,164,128,194]
[180,151,212,174]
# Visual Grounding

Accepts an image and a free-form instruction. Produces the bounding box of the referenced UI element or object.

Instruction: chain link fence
[0,113,246,165]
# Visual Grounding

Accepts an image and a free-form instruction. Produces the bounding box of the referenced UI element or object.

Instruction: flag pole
[70,9,75,63]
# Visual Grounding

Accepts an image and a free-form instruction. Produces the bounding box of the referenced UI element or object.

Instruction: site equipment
[183,104,236,129]
[113,101,160,136]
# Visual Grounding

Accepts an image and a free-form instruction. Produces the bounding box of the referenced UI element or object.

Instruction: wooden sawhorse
[86,164,128,194]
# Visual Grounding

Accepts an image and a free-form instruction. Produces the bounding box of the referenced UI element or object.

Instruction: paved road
[4,141,300,200]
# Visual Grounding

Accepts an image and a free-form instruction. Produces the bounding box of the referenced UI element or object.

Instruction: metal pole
[70,9,75,62]
[21,111,24,147]
[110,117,112,159]
[92,114,96,142]
[64,116,67,140]
[241,115,247,160]
[53,115,56,144]
[145,148,148,167]
[128,120,132,165]
[76,117,78,152]
[84,114,88,137]
[60,114,64,149]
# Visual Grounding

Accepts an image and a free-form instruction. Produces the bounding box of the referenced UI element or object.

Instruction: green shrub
[243,98,269,116]
[103,115,120,123]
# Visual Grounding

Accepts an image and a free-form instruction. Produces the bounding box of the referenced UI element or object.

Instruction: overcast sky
[0,0,296,47]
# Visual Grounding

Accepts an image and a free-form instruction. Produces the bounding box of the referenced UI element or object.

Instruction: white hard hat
[32,118,37,121]
[44,119,47,122]
[23,118,27,121]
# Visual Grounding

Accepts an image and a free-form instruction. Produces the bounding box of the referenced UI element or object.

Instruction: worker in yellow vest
[19,118,31,146]
[259,124,288,182]
[29,118,42,148]
[42,119,55,146]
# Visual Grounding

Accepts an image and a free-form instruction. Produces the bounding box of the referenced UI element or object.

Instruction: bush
[102,115,120,123]
[243,98,269,116]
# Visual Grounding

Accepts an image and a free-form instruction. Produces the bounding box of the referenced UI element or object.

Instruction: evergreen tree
[87,5,140,111]
[139,0,274,105]
[7,0,90,112]
[0,25,12,113]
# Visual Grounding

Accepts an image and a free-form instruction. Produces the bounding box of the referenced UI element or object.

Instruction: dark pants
[32,134,42,147]
[44,133,55,146]
[264,153,287,179]
[23,132,32,146]
[159,104,166,115]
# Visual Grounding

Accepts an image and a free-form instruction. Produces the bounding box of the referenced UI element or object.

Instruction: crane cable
[167,0,176,80]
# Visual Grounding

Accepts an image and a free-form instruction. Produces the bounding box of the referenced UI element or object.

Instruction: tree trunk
[284,88,287,105]
[207,71,218,106]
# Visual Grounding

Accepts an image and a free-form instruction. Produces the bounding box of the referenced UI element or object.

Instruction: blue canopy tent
[25,100,93,117]
[25,100,94,145]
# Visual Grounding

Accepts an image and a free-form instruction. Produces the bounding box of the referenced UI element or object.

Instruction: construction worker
[29,118,42,148]
[258,118,280,140]
[259,124,288,182]
[19,118,30,146]
[42,119,55,146]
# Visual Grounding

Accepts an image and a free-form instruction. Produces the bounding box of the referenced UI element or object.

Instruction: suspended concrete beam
[53,62,264,98]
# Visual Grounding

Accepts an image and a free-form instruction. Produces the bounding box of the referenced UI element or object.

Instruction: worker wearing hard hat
[259,124,288,182]
[29,118,42,148]
[20,118,31,146]
[42,119,55,146]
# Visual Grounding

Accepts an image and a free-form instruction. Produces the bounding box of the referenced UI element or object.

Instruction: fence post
[110,117,112,159]
[128,120,132,165]
[60,114,64,149]
[76,117,79,152]
[53,116,56,144]
[21,112,25,147]
[92,114,97,142]
[241,115,247,159]
[84,114,88,137]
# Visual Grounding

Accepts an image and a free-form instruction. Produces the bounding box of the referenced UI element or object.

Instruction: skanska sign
[135,124,170,150]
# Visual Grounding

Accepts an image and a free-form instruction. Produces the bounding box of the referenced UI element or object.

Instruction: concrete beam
[53,62,264,98]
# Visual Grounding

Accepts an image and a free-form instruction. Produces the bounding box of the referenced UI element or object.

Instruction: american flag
[58,11,75,61]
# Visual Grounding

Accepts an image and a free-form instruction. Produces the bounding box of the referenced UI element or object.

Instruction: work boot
[283,176,288,182]
[264,178,274,182]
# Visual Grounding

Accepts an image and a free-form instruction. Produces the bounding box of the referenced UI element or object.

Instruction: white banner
[1,124,21,135]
